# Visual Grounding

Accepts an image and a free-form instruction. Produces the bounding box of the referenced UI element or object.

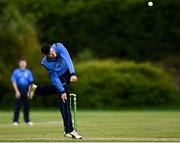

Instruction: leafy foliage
[0,0,180,109]
[72,60,178,109]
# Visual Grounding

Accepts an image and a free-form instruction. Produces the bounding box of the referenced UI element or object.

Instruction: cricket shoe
[25,121,34,125]
[13,122,19,126]
[28,84,37,99]
[64,130,82,139]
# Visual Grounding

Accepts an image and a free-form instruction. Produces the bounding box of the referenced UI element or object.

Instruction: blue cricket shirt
[41,43,76,94]
[11,68,34,95]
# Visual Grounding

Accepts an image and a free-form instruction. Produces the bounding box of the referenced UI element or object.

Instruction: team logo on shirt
[24,72,28,78]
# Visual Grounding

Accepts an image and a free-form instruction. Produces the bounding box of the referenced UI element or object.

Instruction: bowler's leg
[35,84,58,96]
[57,91,74,134]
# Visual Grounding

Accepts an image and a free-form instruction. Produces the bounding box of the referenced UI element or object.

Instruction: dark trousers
[35,71,74,133]
[13,95,30,123]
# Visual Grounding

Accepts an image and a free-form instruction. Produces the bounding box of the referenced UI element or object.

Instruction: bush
[2,60,179,109]
[72,60,178,109]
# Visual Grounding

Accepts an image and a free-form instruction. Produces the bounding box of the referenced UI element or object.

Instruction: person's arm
[11,71,20,99]
[58,43,78,82]
[58,43,75,75]
[12,81,21,99]
[28,70,34,92]
[48,70,67,103]
[48,70,65,94]
[28,70,34,84]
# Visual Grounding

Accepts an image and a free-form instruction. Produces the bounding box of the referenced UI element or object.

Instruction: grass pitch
[0,110,180,142]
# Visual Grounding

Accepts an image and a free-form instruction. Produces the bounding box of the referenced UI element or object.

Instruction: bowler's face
[47,48,57,58]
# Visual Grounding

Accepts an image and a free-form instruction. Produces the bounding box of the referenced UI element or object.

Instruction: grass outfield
[0,110,180,142]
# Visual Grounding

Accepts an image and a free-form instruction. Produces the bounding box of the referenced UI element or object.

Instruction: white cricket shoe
[25,121,34,125]
[65,130,82,139]
[13,122,19,126]
[28,84,37,99]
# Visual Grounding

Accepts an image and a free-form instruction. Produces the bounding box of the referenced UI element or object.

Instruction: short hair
[41,43,51,55]
[19,57,26,62]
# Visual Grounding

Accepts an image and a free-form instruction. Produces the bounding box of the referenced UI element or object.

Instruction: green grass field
[0,110,180,142]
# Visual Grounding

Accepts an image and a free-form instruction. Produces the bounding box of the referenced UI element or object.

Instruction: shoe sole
[64,134,82,139]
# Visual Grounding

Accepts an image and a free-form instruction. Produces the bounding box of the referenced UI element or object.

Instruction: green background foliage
[73,61,178,109]
[0,0,180,109]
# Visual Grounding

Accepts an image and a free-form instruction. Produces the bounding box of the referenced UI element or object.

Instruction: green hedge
[71,60,178,109]
[1,60,179,109]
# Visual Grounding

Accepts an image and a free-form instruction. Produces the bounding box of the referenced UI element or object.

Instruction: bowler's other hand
[70,75,77,82]
[61,93,67,103]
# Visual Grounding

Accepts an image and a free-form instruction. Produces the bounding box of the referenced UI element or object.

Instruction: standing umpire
[11,58,34,125]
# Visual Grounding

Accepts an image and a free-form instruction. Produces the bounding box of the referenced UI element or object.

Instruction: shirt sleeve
[48,70,65,94]
[11,71,16,82]
[58,43,76,76]
[28,70,34,83]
